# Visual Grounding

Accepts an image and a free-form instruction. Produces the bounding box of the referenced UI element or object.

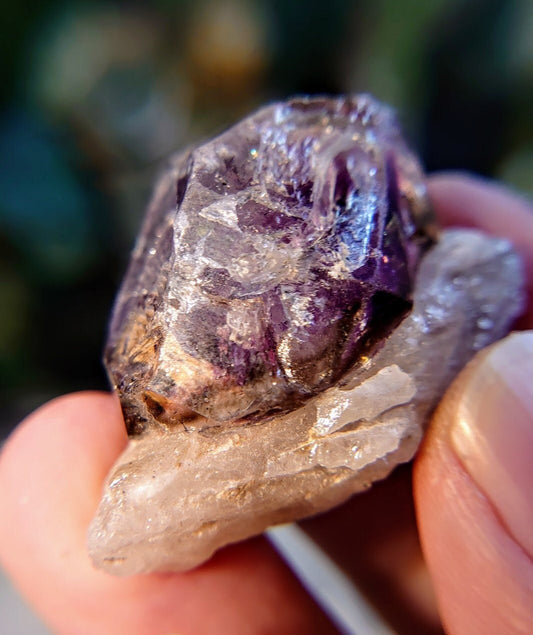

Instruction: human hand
[0,174,531,634]
[415,175,533,634]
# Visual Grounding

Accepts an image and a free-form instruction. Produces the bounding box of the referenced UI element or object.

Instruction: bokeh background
[1,0,531,435]
[0,1,531,633]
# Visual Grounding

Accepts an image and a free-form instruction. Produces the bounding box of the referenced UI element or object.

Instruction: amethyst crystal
[90,95,524,575]
[106,95,432,433]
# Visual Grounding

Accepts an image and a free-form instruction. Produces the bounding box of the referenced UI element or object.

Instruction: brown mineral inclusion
[89,95,524,575]
[104,95,433,435]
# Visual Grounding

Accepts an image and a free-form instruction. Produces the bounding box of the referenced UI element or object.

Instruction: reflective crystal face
[105,95,432,434]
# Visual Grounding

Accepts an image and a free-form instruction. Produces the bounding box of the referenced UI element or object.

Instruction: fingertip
[427,171,533,253]
[414,336,533,634]
[428,172,533,223]
[0,392,126,584]
[0,392,335,634]
[2,390,126,454]
[1,391,127,508]
[427,172,533,328]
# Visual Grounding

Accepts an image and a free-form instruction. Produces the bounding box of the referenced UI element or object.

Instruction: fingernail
[450,331,533,557]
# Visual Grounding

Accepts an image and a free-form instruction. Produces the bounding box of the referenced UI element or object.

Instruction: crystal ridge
[105,95,431,433]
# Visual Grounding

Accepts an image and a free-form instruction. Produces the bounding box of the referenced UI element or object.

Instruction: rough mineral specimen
[88,95,524,575]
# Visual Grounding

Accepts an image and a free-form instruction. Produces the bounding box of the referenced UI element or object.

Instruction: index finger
[428,172,533,327]
[0,392,335,635]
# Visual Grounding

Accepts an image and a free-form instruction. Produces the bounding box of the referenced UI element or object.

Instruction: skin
[415,175,533,634]
[0,173,532,634]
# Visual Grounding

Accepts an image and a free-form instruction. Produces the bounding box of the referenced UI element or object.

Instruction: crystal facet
[104,95,433,434]
[89,95,524,575]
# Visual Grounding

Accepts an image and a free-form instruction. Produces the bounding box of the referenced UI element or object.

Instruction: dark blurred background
[1,0,532,434]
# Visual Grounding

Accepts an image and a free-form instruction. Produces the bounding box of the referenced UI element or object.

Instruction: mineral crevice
[89,96,524,575]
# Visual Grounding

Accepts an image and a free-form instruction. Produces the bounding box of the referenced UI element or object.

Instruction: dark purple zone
[107,99,429,427]
[174,148,418,406]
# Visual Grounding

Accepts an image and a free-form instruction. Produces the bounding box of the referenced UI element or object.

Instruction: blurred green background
[1,0,532,434]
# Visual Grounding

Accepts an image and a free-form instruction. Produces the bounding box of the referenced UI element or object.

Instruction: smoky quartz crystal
[89,95,524,575]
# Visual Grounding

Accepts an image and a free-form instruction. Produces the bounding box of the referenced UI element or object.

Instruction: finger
[302,466,442,635]
[414,332,533,634]
[427,172,533,327]
[304,173,533,633]
[0,392,335,635]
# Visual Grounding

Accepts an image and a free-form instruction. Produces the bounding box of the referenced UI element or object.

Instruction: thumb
[414,331,533,635]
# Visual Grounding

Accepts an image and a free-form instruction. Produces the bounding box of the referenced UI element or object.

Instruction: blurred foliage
[1,0,531,432]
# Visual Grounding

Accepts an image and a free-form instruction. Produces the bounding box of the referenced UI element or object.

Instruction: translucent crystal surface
[89,96,524,575]
[104,95,432,433]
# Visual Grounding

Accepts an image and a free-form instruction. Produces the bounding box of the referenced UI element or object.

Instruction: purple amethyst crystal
[105,95,432,434]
